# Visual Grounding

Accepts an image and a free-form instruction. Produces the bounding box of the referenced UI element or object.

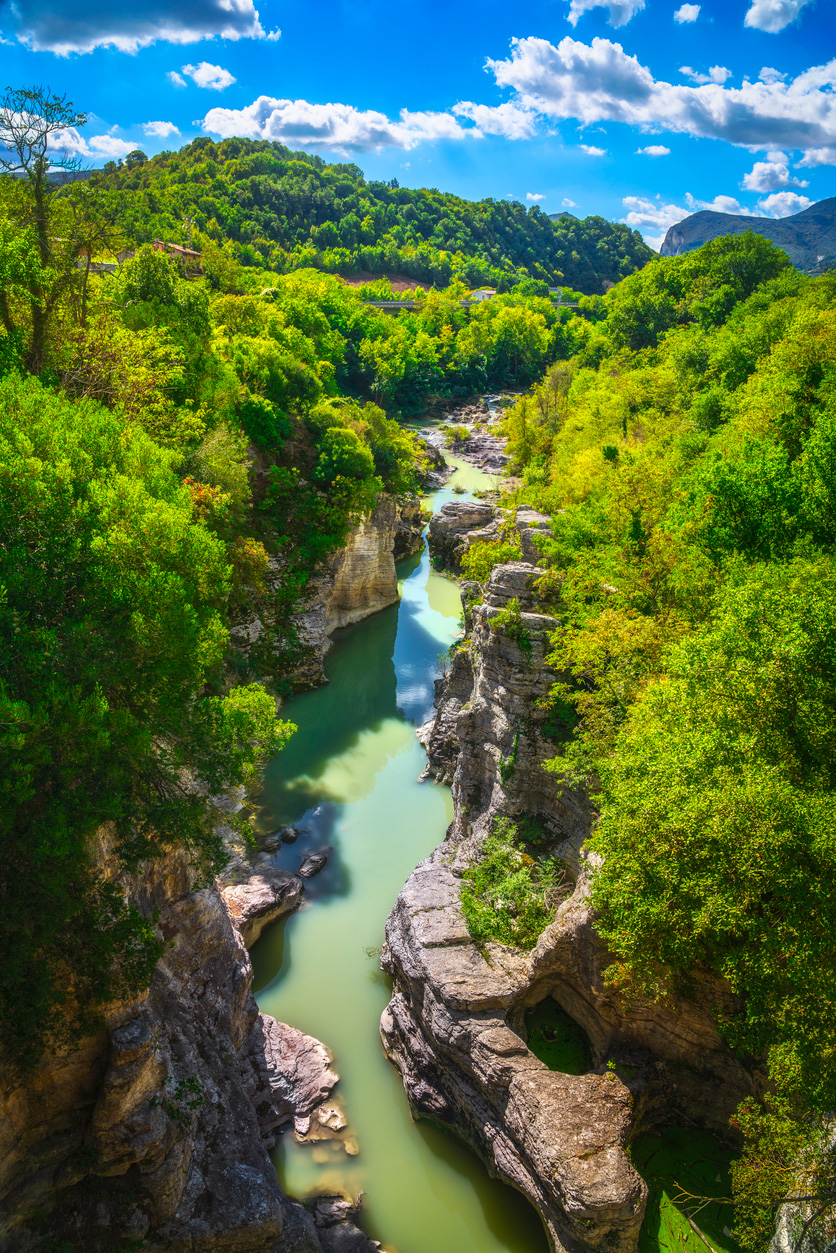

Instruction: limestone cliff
[0,817,370,1253]
[382,548,757,1253]
[231,495,423,689]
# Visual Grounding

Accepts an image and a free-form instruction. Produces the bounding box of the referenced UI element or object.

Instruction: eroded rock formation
[0,824,371,1253]
[383,554,757,1253]
[231,494,424,689]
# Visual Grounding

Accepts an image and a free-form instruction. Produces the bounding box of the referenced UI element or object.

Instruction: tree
[0,86,88,370]
[0,373,293,1066]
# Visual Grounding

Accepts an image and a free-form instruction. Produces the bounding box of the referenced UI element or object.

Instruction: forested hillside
[493,233,836,1251]
[93,136,653,293]
[0,93,600,1071]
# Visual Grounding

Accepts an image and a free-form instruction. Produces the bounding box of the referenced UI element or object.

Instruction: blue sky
[1,0,834,246]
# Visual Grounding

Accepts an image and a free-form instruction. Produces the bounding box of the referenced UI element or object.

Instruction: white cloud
[674,4,700,21]
[744,0,815,33]
[486,37,836,152]
[680,65,731,85]
[202,97,472,152]
[621,192,744,249]
[637,144,671,155]
[566,0,645,26]
[579,143,607,155]
[7,0,277,54]
[50,127,138,162]
[452,101,537,139]
[182,61,236,91]
[143,120,181,138]
[527,191,546,200]
[742,153,808,191]
[757,190,813,215]
[168,71,187,87]
[562,197,578,206]
[798,146,836,166]
[759,67,788,84]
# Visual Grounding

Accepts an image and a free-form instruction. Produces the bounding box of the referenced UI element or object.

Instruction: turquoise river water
[250,455,549,1253]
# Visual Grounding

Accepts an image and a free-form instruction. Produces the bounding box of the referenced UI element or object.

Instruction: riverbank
[247,447,549,1253]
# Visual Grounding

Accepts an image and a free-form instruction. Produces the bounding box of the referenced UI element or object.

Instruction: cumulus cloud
[486,36,836,153]
[757,190,813,215]
[565,0,645,26]
[744,0,815,33]
[182,62,236,90]
[167,71,187,87]
[5,0,278,54]
[452,101,537,139]
[527,192,547,200]
[798,146,836,166]
[579,143,607,154]
[637,144,671,155]
[742,152,808,191]
[759,67,788,84]
[674,4,700,20]
[563,197,578,206]
[201,97,472,152]
[679,65,731,84]
[143,120,181,138]
[51,127,138,161]
[622,191,744,248]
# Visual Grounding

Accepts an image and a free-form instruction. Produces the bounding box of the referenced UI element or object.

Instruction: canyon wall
[381,512,758,1253]
[231,496,423,689]
[0,494,417,1253]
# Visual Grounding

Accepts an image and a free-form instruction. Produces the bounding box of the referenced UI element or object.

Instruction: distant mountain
[660,197,836,271]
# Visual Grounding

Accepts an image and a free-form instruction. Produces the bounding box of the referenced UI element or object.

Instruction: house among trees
[469,288,496,302]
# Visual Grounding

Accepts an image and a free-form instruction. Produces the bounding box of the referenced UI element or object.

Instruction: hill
[93,137,653,294]
[660,196,836,271]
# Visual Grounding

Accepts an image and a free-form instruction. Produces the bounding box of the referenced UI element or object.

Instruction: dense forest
[92,136,653,293]
[0,93,604,1074]
[490,234,836,1252]
[3,88,834,1253]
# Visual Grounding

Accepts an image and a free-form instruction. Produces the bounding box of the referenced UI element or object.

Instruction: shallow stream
[251,454,549,1253]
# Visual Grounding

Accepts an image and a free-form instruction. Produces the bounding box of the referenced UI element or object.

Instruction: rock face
[427,500,499,570]
[383,561,757,1253]
[427,501,552,574]
[0,831,359,1253]
[231,494,424,690]
[221,867,304,947]
[660,196,836,271]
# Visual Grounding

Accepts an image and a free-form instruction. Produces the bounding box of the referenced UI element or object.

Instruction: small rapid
[250,453,548,1253]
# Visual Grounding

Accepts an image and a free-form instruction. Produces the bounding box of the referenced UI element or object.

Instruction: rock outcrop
[221,867,304,947]
[427,501,552,574]
[383,560,757,1253]
[231,494,424,690]
[0,827,368,1253]
[660,196,836,272]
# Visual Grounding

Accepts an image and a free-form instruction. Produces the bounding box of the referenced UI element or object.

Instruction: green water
[251,455,548,1253]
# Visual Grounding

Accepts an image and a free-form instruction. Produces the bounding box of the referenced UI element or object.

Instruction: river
[250,453,549,1253]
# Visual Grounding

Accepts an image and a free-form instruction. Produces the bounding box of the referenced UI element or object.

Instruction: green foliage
[495,235,836,1245]
[0,374,293,1067]
[460,818,566,949]
[94,137,653,294]
[490,596,533,661]
[460,538,523,582]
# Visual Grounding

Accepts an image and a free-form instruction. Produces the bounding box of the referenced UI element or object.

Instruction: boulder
[221,867,304,948]
[299,852,328,879]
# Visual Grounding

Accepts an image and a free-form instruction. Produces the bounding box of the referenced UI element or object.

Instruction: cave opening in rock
[524,998,593,1075]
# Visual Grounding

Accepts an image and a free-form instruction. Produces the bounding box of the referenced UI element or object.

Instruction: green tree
[0,374,293,1067]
